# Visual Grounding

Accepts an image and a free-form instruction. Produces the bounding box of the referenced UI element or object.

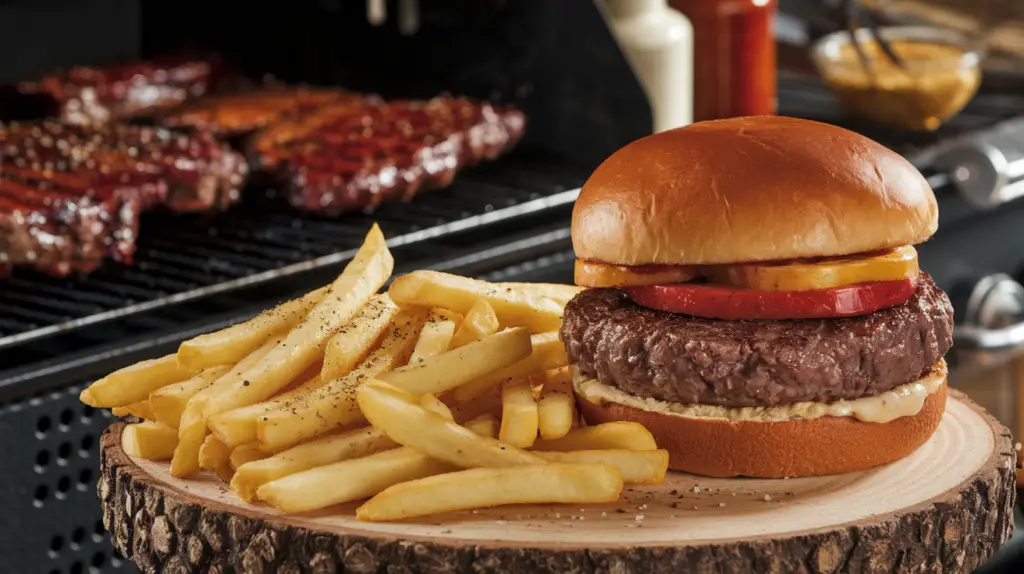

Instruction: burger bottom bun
[576,378,947,478]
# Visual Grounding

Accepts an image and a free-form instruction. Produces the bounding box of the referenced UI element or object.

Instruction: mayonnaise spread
[573,359,946,424]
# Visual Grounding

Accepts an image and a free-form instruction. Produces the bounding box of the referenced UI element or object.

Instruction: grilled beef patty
[560,275,953,408]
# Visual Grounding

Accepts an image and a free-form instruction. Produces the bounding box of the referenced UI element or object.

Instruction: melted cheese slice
[574,359,947,424]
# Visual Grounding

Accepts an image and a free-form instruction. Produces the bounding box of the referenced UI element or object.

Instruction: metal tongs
[843,0,905,79]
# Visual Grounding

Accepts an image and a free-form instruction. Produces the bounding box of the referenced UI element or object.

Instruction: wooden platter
[99,390,1016,574]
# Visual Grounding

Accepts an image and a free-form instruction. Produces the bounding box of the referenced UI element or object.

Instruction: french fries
[534,449,669,484]
[178,286,329,370]
[390,270,564,333]
[199,434,234,482]
[229,443,268,469]
[451,331,567,402]
[499,379,539,447]
[496,282,584,308]
[81,354,196,408]
[121,422,178,460]
[231,427,396,501]
[321,294,400,380]
[447,299,498,349]
[202,225,393,418]
[535,367,576,439]
[532,422,658,452]
[408,308,460,362]
[86,221,668,522]
[357,379,543,468]
[356,463,623,522]
[149,365,232,428]
[112,400,155,421]
[378,327,532,396]
[256,309,429,451]
[258,447,456,513]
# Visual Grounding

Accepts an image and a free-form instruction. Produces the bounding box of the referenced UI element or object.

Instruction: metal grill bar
[0,158,585,350]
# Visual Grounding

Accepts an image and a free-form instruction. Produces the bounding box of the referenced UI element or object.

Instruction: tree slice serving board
[100,390,1016,574]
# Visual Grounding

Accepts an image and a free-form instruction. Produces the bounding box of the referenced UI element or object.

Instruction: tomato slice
[624,277,920,320]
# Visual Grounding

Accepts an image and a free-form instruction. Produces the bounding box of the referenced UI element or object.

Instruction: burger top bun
[571,116,938,267]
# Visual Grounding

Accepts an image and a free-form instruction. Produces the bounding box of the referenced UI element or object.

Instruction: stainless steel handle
[953,274,1024,352]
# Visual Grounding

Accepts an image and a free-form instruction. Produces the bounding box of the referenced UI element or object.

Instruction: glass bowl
[811,26,983,131]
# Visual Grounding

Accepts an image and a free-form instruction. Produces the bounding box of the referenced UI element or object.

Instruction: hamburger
[560,116,953,478]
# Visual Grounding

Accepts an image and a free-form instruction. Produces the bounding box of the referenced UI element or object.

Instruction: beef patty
[560,275,953,408]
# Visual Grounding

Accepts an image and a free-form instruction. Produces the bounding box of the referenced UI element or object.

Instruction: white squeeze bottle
[602,0,694,133]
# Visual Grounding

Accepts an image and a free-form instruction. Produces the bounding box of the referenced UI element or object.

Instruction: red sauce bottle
[669,0,778,121]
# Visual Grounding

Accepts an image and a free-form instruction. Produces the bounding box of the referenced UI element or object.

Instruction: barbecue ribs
[0,121,247,276]
[248,96,526,215]
[159,87,373,137]
[18,56,213,126]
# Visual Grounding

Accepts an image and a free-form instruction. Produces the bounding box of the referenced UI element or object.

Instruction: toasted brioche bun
[576,373,947,478]
[572,116,937,267]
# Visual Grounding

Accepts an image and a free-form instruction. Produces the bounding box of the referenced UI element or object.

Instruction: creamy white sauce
[574,359,947,424]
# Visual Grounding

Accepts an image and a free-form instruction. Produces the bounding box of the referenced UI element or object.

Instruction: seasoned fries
[499,379,539,448]
[321,294,400,380]
[390,270,564,332]
[86,223,668,522]
[447,299,498,349]
[178,286,328,370]
[256,309,429,451]
[356,463,623,521]
[451,331,567,402]
[122,422,178,460]
[535,367,576,440]
[357,379,543,468]
[202,225,393,418]
[534,449,669,484]
[408,308,460,362]
[532,422,658,452]
[81,354,195,408]
[378,327,531,396]
[112,400,155,421]
[231,427,396,501]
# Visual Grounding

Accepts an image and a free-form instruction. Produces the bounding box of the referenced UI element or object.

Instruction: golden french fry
[202,224,394,419]
[419,393,454,420]
[496,282,584,308]
[356,379,543,468]
[112,400,155,421]
[464,413,499,438]
[171,403,208,477]
[408,308,459,363]
[257,309,429,451]
[389,270,564,333]
[536,367,576,440]
[178,286,329,370]
[379,327,532,396]
[230,427,397,502]
[448,299,498,349]
[447,384,503,423]
[534,450,669,484]
[451,331,566,402]
[121,422,178,460]
[321,294,400,380]
[208,373,325,448]
[357,463,623,522]
[229,443,268,469]
[199,434,232,477]
[149,365,232,428]
[258,447,455,513]
[80,354,196,408]
[531,422,657,452]
[499,379,539,447]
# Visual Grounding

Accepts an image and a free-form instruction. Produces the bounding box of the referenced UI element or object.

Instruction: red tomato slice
[624,277,920,320]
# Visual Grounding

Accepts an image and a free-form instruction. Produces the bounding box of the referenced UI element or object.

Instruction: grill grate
[0,156,586,351]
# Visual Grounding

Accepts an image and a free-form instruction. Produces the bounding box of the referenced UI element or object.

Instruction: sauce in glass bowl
[812,26,983,131]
